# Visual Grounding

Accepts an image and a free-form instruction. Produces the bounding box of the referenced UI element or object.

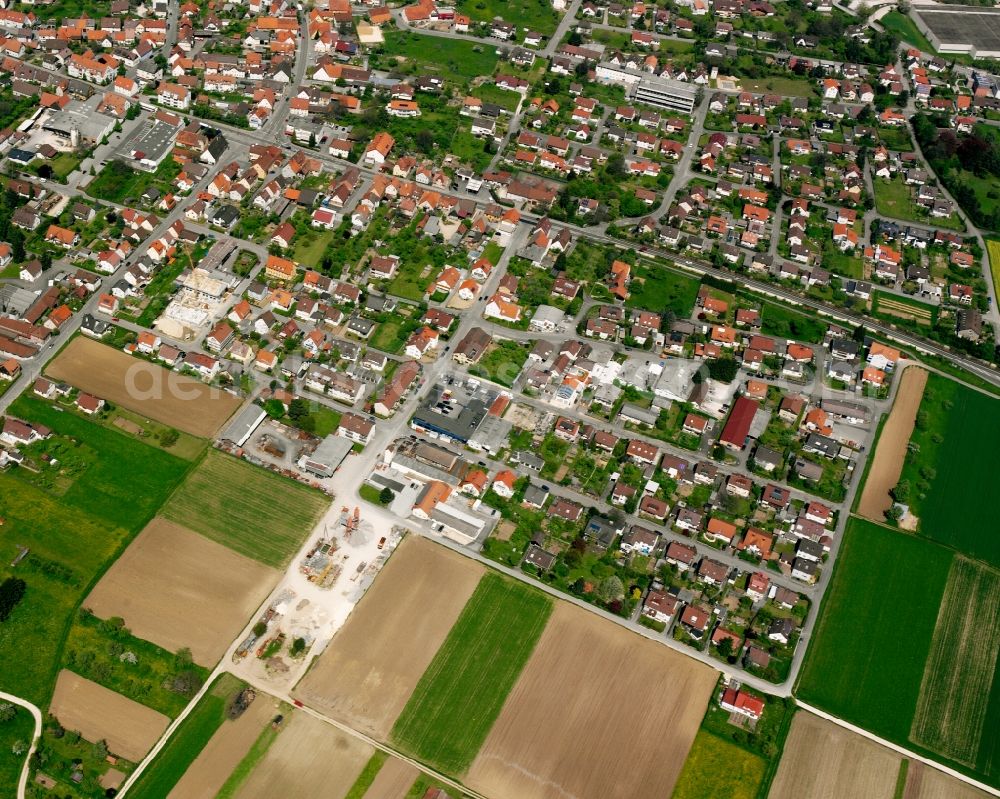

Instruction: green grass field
[0,705,34,791]
[754,298,828,343]
[672,730,767,799]
[391,572,552,773]
[381,30,499,83]
[874,177,964,230]
[9,395,191,532]
[457,0,559,34]
[797,518,952,745]
[0,398,192,706]
[898,375,1000,566]
[126,674,245,799]
[880,11,935,52]
[63,611,209,717]
[910,557,1000,774]
[739,76,816,98]
[872,289,938,327]
[987,240,1000,307]
[626,264,701,316]
[160,450,329,568]
[0,479,131,706]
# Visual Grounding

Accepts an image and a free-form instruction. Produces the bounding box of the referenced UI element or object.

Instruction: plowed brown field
[361,757,420,799]
[233,712,372,799]
[466,602,716,799]
[46,337,241,437]
[857,367,927,520]
[769,712,901,799]
[49,671,170,762]
[294,536,483,738]
[166,694,277,799]
[84,519,279,666]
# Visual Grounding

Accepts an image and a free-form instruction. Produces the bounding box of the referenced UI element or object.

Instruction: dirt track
[857,367,928,521]
[45,337,242,437]
[466,602,716,799]
[49,671,170,762]
[233,711,372,799]
[84,519,279,666]
[294,536,484,738]
[362,757,420,799]
[769,712,901,799]
[166,695,276,799]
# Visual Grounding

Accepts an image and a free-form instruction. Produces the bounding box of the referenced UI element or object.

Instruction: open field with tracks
[84,518,279,666]
[466,602,716,799]
[160,449,329,567]
[232,711,372,799]
[797,519,952,745]
[911,558,1000,771]
[45,337,241,437]
[295,536,484,738]
[390,572,552,774]
[857,367,927,521]
[165,694,277,799]
[49,670,170,761]
[769,712,902,799]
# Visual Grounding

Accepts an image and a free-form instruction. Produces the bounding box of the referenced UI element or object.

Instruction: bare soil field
[910,558,1000,766]
[466,602,716,799]
[904,761,993,799]
[362,757,420,799]
[857,367,927,520]
[233,711,372,799]
[45,337,242,437]
[84,518,279,666]
[769,712,901,799]
[49,670,170,762]
[294,536,484,738]
[166,694,277,799]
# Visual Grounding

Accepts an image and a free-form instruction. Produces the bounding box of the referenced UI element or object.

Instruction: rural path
[0,690,42,799]
[798,703,1000,798]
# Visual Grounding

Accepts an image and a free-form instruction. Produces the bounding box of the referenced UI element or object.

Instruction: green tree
[379,487,395,505]
[287,398,310,421]
[252,622,267,637]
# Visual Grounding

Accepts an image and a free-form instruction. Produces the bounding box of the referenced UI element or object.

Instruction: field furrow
[911,558,1000,767]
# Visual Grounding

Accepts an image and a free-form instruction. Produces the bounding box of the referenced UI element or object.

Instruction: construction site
[228,497,407,693]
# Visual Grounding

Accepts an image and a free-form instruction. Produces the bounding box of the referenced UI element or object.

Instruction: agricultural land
[45,337,242,438]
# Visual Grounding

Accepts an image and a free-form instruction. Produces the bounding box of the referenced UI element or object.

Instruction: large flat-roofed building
[41,100,117,145]
[633,74,699,114]
[410,379,505,445]
[127,119,179,171]
[596,64,698,113]
[913,5,1000,58]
